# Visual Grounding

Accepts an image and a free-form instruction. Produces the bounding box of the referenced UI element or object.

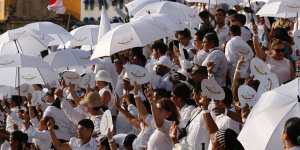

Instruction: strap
[184,108,202,129]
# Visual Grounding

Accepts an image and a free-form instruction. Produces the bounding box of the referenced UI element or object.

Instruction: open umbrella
[24,22,73,46]
[44,49,94,72]
[68,25,99,48]
[238,78,300,150]
[0,27,51,56]
[91,17,169,59]
[134,1,201,33]
[256,0,300,18]
[126,0,160,16]
[185,0,242,6]
[0,54,58,88]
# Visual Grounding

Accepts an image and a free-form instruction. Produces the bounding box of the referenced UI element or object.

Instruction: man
[225,25,254,81]
[193,30,208,66]
[230,13,252,44]
[49,118,98,150]
[155,56,173,92]
[201,32,228,87]
[177,29,194,61]
[215,8,230,49]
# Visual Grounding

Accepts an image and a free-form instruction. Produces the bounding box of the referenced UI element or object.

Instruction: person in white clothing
[48,118,98,150]
[225,25,254,81]
[5,95,23,133]
[215,8,230,49]
[282,117,300,150]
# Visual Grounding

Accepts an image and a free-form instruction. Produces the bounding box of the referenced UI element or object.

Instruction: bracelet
[134,91,141,99]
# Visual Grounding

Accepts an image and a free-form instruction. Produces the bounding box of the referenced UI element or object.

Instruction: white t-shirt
[193,50,209,66]
[69,137,98,150]
[147,119,173,150]
[133,115,155,150]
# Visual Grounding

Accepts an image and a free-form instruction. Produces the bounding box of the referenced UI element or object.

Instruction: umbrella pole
[297,12,299,30]
[208,0,210,12]
[17,67,20,96]
[14,40,21,54]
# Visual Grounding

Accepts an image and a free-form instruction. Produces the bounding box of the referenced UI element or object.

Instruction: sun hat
[95,70,112,83]
[201,78,225,100]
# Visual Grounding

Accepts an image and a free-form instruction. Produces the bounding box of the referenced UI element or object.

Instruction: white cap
[156,56,172,69]
[238,84,257,108]
[95,70,112,83]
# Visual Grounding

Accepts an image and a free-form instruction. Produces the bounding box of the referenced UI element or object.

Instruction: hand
[68,84,76,92]
[207,62,215,74]
[47,118,55,131]
[133,82,141,95]
[169,122,177,140]
[236,56,245,69]
[145,84,155,103]
[252,23,258,35]
[199,96,209,110]
[107,128,114,140]
[113,96,122,110]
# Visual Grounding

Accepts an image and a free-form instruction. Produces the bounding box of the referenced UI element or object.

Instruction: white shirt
[215,25,230,47]
[179,104,195,129]
[133,115,155,150]
[43,106,76,140]
[193,50,209,66]
[31,90,45,106]
[215,114,240,134]
[202,48,228,87]
[158,73,173,92]
[6,107,22,133]
[225,36,254,80]
[116,104,138,134]
[179,42,194,60]
[187,108,210,150]
[147,119,173,150]
[241,26,252,42]
[69,137,98,150]
[25,126,52,150]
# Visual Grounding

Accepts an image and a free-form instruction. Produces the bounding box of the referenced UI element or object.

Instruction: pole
[208,0,211,12]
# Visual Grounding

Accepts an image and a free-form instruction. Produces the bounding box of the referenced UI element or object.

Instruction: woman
[10,131,29,150]
[147,97,180,150]
[282,117,300,150]
[253,23,294,84]
[95,70,114,109]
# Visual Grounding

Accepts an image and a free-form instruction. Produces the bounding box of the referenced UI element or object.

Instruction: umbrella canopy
[238,78,300,150]
[126,0,160,16]
[134,1,201,33]
[0,54,58,87]
[256,0,300,18]
[44,49,94,71]
[91,17,169,59]
[98,6,111,42]
[24,22,73,46]
[186,0,241,6]
[0,27,51,56]
[69,25,99,47]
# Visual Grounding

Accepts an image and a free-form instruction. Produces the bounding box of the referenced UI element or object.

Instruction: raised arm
[47,118,71,150]
[200,97,218,135]
[252,23,267,60]
[133,83,149,120]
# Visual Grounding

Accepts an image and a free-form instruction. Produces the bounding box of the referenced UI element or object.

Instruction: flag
[98,6,111,41]
[48,0,65,14]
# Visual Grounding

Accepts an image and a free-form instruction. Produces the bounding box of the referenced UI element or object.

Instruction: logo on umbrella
[205,86,221,94]
[118,37,134,45]
[22,74,37,80]
[254,65,267,75]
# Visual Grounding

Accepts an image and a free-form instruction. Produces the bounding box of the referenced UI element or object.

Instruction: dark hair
[204,32,219,47]
[223,87,233,108]
[152,41,168,55]
[199,10,210,19]
[123,134,137,148]
[230,25,241,36]
[177,28,192,39]
[78,119,94,130]
[227,9,237,16]
[216,129,244,150]
[157,98,180,125]
[284,117,300,146]
[195,30,206,41]
[272,28,293,44]
[131,47,147,67]
[11,131,28,149]
[100,137,110,150]
[173,83,192,101]
[10,95,22,106]
[216,8,227,16]
[232,14,247,25]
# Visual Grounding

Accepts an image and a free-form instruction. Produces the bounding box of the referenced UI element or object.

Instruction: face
[45,95,54,103]
[194,35,203,50]
[77,125,92,140]
[156,103,171,120]
[215,11,226,25]
[152,49,160,60]
[271,43,285,60]
[202,37,213,51]
[178,34,190,47]
[114,62,123,75]
[96,81,107,90]
[212,100,226,115]
[230,17,240,26]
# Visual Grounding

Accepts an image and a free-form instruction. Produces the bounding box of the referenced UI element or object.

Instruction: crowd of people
[0,0,300,150]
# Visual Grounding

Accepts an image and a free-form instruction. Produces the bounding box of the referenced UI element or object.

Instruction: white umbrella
[186,0,241,6]
[134,1,201,32]
[238,78,300,150]
[68,25,99,48]
[126,0,160,16]
[132,14,186,35]
[91,17,169,59]
[256,0,300,18]
[0,54,58,88]
[44,49,94,71]
[0,27,51,56]
[24,22,73,46]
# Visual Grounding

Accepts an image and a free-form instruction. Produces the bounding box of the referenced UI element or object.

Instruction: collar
[208,47,221,53]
